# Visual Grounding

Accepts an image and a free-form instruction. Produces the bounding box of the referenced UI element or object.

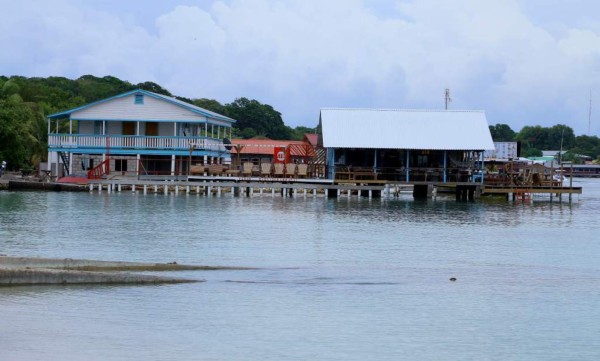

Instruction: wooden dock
[8,175,582,202]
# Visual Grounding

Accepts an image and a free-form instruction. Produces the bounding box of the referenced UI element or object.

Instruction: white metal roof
[320,108,495,150]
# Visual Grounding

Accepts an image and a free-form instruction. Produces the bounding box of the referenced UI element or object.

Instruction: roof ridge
[320,107,484,113]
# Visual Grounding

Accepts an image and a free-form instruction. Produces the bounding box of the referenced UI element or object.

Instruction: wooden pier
[8,175,581,202]
[86,176,389,199]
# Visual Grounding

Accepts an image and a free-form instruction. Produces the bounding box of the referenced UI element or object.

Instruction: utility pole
[588,89,592,136]
[445,88,452,110]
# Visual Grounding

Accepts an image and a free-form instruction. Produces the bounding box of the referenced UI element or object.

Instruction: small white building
[47,89,236,178]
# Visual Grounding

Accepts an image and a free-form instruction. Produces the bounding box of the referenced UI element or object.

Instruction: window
[134,94,144,105]
[94,121,103,134]
[115,159,128,172]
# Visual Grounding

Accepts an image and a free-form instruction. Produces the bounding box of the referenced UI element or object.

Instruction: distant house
[230,136,317,165]
[319,108,495,182]
[484,142,519,161]
[47,89,236,178]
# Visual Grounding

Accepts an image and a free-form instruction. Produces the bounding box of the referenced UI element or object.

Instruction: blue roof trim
[49,148,228,157]
[70,117,232,125]
[48,89,236,123]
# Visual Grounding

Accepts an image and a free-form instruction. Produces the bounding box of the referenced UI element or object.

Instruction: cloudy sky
[2,0,600,135]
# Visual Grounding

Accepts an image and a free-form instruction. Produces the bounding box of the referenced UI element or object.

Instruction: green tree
[137,81,172,96]
[488,123,516,141]
[192,98,228,116]
[225,98,291,139]
[289,125,317,140]
[0,96,47,170]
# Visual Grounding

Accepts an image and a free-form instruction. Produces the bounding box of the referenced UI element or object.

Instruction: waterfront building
[319,108,495,183]
[47,89,236,178]
[230,136,316,166]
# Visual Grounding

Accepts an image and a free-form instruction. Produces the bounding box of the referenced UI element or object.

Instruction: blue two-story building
[47,89,236,178]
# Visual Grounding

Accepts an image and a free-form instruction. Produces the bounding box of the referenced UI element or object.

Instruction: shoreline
[0,255,254,287]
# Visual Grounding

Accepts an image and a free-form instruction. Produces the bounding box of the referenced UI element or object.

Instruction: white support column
[136,154,141,177]
[313,189,317,197]
[144,185,147,194]
[171,155,176,176]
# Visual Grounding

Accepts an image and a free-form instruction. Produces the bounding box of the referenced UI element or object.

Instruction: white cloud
[2,0,600,134]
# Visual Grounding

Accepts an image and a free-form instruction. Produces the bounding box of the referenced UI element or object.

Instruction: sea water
[0,180,599,360]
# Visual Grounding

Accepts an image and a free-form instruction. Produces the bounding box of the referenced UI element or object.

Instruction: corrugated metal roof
[230,138,315,156]
[320,108,495,150]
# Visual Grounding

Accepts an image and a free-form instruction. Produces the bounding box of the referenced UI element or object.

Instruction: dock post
[313,188,317,197]
[260,188,263,195]
[175,186,179,195]
[272,188,275,197]
[163,184,168,195]
[89,184,93,192]
[186,186,190,194]
[293,188,297,198]
[143,185,147,194]
[303,189,307,198]
[196,186,200,194]
[369,190,372,199]
[154,185,158,193]
[132,184,135,193]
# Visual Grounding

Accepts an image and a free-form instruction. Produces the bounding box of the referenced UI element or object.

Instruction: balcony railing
[48,134,226,152]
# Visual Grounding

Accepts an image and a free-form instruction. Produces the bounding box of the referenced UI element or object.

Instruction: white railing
[48,134,226,152]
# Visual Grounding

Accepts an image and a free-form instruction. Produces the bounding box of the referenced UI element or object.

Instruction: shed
[319,108,495,182]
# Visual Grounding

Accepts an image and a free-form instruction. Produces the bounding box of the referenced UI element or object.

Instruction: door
[146,122,158,136]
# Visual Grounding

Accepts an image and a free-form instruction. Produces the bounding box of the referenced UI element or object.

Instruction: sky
[2,0,600,136]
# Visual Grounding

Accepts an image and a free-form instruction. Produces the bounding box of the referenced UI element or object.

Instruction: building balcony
[48,134,227,155]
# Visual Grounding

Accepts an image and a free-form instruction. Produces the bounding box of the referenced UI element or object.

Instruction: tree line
[0,75,316,171]
[489,123,600,162]
[2,75,598,171]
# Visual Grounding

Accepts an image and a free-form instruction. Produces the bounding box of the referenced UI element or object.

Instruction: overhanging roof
[320,108,495,150]
[48,89,236,123]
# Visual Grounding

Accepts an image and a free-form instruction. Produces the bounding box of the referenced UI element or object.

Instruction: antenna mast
[588,89,592,135]
[445,88,452,110]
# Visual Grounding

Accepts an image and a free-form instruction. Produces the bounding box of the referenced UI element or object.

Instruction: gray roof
[320,108,495,150]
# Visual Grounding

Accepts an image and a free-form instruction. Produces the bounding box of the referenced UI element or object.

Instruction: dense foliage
[3,75,598,171]
[489,123,599,162]
[0,75,314,170]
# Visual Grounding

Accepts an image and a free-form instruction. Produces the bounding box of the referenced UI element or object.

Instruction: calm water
[1,180,599,360]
